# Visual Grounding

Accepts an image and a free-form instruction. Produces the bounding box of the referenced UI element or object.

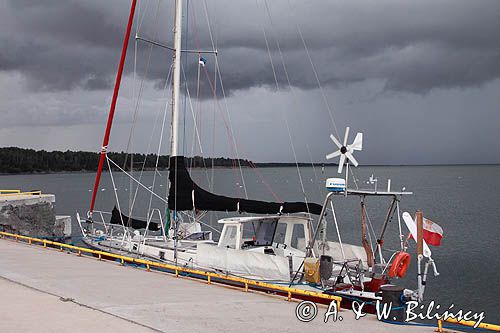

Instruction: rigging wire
[200,3,282,203]
[213,59,249,199]
[363,202,383,262]
[187,4,211,187]
[187,2,248,199]
[184,1,234,202]
[178,211,221,235]
[189,46,201,170]
[128,0,155,217]
[128,66,172,225]
[286,0,363,197]
[123,0,162,169]
[107,156,168,204]
[106,157,128,237]
[130,0,141,215]
[349,166,360,190]
[136,0,151,34]
[305,143,324,201]
[285,0,341,140]
[248,161,281,202]
[147,64,174,218]
[181,64,212,187]
[260,0,310,213]
[121,0,162,219]
[210,9,218,195]
[123,0,160,168]
[202,0,249,200]
[182,0,189,156]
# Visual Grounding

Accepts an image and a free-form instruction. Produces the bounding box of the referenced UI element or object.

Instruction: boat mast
[171,0,183,157]
[89,0,137,217]
[171,0,183,263]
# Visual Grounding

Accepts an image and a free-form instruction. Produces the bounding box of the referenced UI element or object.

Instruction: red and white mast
[89,0,137,217]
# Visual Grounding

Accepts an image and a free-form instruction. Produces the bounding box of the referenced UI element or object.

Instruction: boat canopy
[168,156,322,215]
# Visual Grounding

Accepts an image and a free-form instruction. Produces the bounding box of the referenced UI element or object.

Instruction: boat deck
[0,237,436,332]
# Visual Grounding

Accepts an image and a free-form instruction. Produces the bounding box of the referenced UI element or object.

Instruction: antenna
[368,174,378,191]
[326,127,363,174]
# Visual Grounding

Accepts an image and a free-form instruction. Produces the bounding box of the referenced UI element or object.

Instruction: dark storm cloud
[2,0,500,94]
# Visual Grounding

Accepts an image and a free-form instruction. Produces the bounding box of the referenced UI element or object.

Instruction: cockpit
[217,215,312,258]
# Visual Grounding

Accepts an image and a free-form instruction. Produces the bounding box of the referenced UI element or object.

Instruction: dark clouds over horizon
[4,0,500,94]
[1,0,500,165]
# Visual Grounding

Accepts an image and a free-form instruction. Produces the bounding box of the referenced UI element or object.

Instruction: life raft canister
[388,251,411,278]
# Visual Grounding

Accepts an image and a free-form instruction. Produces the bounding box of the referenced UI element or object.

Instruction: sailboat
[77,0,441,311]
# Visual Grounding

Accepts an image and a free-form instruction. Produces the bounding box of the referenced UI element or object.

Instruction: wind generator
[325,127,363,192]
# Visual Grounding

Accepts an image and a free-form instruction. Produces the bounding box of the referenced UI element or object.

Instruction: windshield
[242,218,278,246]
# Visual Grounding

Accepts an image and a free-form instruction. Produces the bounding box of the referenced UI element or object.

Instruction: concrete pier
[0,192,70,239]
[0,238,436,332]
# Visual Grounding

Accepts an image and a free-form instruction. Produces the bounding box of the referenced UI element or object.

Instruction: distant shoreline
[0,147,498,175]
[1,163,499,177]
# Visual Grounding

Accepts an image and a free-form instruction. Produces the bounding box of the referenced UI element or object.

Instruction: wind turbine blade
[343,127,350,146]
[351,132,363,151]
[345,151,359,167]
[326,150,341,160]
[330,134,342,149]
[337,154,346,174]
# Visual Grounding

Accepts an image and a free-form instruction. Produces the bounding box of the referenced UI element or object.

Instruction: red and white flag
[408,215,444,246]
[421,217,443,246]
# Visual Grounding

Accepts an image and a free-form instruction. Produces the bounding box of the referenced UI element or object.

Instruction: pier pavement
[0,238,436,332]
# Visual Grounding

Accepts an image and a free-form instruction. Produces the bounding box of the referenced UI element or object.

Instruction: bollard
[380,284,406,322]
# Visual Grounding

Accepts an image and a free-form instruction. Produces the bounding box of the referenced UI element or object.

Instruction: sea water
[1,165,499,323]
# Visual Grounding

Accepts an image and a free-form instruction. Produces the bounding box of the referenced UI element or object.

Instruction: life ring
[388,251,411,278]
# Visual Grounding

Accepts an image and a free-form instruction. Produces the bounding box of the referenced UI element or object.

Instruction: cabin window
[291,223,305,249]
[254,219,278,246]
[242,223,257,240]
[273,222,287,245]
[220,225,238,249]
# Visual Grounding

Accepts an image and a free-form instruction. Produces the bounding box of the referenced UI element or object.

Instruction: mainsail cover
[110,206,160,231]
[168,156,322,215]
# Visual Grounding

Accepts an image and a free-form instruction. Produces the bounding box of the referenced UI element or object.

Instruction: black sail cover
[110,206,160,231]
[168,156,322,215]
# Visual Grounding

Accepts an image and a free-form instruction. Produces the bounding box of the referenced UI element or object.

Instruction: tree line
[0,147,253,174]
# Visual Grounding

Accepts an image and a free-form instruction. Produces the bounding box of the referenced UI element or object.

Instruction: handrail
[0,190,42,197]
[0,231,342,307]
[0,190,21,194]
[437,318,500,332]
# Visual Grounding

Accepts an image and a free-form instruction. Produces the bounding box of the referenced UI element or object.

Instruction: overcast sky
[1,0,499,164]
